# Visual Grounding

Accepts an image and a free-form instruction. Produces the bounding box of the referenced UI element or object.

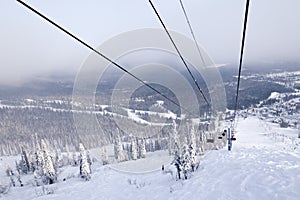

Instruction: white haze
[0,0,299,85]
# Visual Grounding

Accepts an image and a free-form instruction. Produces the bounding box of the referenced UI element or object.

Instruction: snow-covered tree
[79,143,91,180]
[41,139,56,184]
[87,151,92,173]
[116,135,125,162]
[16,171,23,187]
[139,138,146,159]
[149,139,155,152]
[168,136,172,156]
[190,125,197,150]
[37,147,44,170]
[53,149,63,170]
[9,175,15,187]
[27,153,35,172]
[15,160,21,175]
[189,125,197,171]
[172,150,182,180]
[169,120,180,155]
[65,143,71,165]
[171,134,197,180]
[181,144,191,179]
[35,133,40,152]
[31,142,44,183]
[100,147,109,165]
[20,147,30,174]
[189,144,196,172]
[72,151,78,166]
[130,137,138,160]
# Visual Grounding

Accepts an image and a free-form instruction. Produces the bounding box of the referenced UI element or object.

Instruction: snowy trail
[178,117,300,200]
[2,117,300,200]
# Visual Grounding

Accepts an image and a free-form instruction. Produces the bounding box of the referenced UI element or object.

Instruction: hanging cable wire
[149,0,209,107]
[233,0,251,123]
[178,0,211,119]
[16,0,196,116]
[178,0,205,66]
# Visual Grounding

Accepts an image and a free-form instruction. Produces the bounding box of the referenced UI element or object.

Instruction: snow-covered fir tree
[37,146,44,171]
[130,136,138,160]
[168,136,172,156]
[35,133,40,151]
[16,171,23,187]
[170,124,198,180]
[79,143,91,180]
[72,151,78,166]
[20,147,30,174]
[189,144,197,172]
[189,125,197,171]
[32,142,45,184]
[9,174,15,187]
[172,150,182,180]
[27,153,35,172]
[169,119,180,156]
[173,120,180,152]
[181,144,191,179]
[116,135,126,162]
[190,125,197,150]
[87,151,92,173]
[100,147,109,165]
[65,143,71,165]
[139,138,146,159]
[149,139,155,152]
[15,160,21,175]
[41,139,56,184]
[54,148,63,169]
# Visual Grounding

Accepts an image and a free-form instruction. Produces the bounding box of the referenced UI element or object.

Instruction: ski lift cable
[16,0,198,117]
[178,0,211,119]
[149,0,210,107]
[233,0,251,125]
[178,0,205,67]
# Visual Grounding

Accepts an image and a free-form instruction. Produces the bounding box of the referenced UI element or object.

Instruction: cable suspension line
[233,0,251,123]
[149,0,210,107]
[178,0,205,66]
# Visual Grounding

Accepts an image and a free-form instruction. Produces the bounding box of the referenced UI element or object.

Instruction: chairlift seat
[207,139,214,143]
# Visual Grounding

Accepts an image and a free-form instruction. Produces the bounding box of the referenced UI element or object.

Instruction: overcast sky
[0,0,299,85]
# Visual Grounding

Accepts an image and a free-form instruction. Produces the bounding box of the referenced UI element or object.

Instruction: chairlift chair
[231,130,237,141]
[206,138,214,143]
[206,132,214,143]
[218,129,227,140]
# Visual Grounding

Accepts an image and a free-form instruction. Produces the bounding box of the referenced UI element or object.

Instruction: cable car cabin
[206,138,214,143]
[218,136,223,140]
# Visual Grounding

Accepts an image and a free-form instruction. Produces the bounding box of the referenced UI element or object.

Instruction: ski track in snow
[1,117,300,200]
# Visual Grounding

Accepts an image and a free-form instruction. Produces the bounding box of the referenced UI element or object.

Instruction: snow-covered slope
[2,117,300,200]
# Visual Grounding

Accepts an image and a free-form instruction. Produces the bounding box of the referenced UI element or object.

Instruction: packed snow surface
[1,117,300,199]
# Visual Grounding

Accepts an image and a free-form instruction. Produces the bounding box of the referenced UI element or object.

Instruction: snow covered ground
[1,116,300,199]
